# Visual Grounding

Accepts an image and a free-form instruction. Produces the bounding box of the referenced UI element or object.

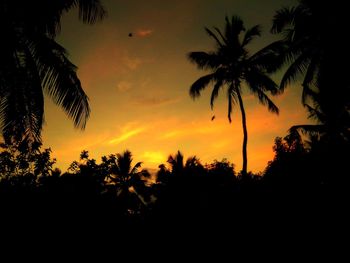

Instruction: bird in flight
[128,33,133,37]
[211,115,215,121]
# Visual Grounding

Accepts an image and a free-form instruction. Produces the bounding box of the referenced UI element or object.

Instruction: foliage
[0,0,106,144]
[188,15,281,175]
[0,140,57,180]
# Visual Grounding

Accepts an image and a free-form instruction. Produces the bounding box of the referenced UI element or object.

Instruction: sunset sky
[42,0,310,173]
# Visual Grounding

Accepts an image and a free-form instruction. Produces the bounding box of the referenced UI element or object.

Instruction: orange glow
[44,0,310,173]
[142,151,166,165]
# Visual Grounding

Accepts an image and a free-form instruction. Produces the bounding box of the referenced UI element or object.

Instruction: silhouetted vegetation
[0,0,349,247]
[187,16,282,177]
[0,0,106,145]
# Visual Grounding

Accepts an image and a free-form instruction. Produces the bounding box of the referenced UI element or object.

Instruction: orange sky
[42,0,309,173]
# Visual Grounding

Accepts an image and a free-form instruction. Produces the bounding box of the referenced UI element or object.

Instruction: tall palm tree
[0,0,106,144]
[187,16,280,176]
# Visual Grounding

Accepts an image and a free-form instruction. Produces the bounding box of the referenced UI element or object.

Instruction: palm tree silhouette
[0,0,106,143]
[167,150,204,175]
[167,150,185,175]
[289,91,350,144]
[106,150,151,208]
[188,16,280,176]
[271,0,349,105]
[272,0,350,143]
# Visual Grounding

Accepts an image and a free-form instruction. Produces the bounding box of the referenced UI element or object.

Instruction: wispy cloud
[133,96,179,107]
[123,52,142,70]
[108,127,146,145]
[108,123,147,145]
[116,81,132,92]
[136,29,154,37]
[161,119,228,140]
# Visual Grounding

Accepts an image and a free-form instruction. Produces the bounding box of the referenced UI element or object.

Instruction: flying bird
[211,115,215,121]
[128,33,133,37]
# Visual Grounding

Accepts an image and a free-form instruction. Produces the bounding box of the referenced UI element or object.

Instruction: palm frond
[250,87,279,114]
[210,80,223,109]
[301,57,319,104]
[227,83,237,122]
[189,73,215,99]
[245,67,280,95]
[213,27,228,46]
[289,124,325,135]
[187,51,220,70]
[0,44,44,143]
[130,161,142,175]
[249,40,288,73]
[280,51,311,90]
[271,6,299,34]
[228,15,244,36]
[205,27,224,48]
[116,150,133,177]
[225,15,244,46]
[31,37,90,129]
[242,25,261,47]
[305,104,325,122]
[71,0,107,24]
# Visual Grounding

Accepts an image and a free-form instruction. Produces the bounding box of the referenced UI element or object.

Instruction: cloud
[133,96,179,107]
[136,29,154,37]
[108,123,147,145]
[108,127,146,145]
[123,52,142,70]
[117,81,132,92]
[161,119,228,140]
[78,45,143,89]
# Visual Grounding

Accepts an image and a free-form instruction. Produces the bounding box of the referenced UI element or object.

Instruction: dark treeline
[0,136,348,238]
[0,0,350,251]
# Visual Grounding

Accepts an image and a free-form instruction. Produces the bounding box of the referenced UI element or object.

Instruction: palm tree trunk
[236,90,248,177]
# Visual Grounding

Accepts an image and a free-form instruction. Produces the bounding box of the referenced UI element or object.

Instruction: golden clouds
[136,29,154,37]
[108,124,146,145]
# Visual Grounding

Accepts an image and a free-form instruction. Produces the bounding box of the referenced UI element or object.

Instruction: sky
[42,0,310,173]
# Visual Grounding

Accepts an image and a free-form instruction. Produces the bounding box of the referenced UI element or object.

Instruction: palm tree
[0,0,106,144]
[271,0,349,104]
[106,150,151,207]
[167,150,185,175]
[289,91,350,145]
[272,0,350,144]
[167,150,204,176]
[187,16,280,176]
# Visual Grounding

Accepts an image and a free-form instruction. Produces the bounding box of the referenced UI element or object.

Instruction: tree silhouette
[0,0,106,144]
[272,0,350,152]
[104,150,151,212]
[271,0,349,103]
[188,16,280,176]
[167,150,204,176]
[289,92,350,144]
[167,150,185,175]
